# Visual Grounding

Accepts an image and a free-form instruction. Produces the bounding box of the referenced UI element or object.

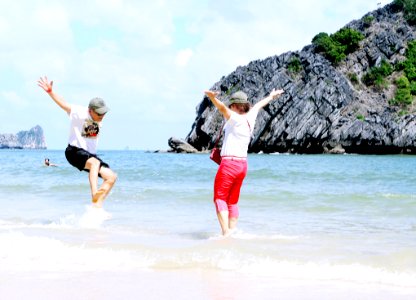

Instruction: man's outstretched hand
[37,76,53,93]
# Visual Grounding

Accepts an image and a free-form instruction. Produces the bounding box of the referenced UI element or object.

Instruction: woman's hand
[253,88,285,110]
[204,90,219,100]
[269,88,284,100]
[204,90,231,120]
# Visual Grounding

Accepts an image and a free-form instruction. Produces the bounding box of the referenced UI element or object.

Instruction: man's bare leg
[94,167,117,207]
[85,157,100,200]
[84,157,117,207]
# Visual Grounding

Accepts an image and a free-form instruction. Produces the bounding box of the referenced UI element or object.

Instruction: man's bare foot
[92,189,106,206]
[92,202,103,208]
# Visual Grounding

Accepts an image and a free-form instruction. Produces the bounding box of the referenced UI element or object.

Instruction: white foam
[0,231,150,272]
[146,243,416,288]
[0,230,415,288]
[0,205,112,230]
[229,229,299,240]
[78,205,112,229]
[207,229,298,241]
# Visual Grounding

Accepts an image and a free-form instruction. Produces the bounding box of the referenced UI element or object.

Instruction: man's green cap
[89,97,109,114]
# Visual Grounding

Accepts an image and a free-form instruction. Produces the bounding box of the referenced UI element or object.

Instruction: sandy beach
[2,269,415,300]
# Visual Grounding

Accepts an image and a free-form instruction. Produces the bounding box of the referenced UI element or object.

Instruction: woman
[204,88,284,236]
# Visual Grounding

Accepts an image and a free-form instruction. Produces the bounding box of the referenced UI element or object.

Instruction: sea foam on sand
[78,205,112,228]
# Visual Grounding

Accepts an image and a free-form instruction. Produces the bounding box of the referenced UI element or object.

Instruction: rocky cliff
[0,125,47,149]
[169,2,416,154]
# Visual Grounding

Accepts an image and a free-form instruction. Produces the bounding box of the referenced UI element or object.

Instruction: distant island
[0,125,47,149]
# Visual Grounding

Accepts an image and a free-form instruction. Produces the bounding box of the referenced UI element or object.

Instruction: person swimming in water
[44,158,58,167]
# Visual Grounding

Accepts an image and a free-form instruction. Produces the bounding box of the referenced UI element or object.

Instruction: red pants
[213,158,248,218]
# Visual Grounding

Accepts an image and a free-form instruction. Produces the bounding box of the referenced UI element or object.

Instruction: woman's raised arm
[253,88,284,110]
[204,90,231,120]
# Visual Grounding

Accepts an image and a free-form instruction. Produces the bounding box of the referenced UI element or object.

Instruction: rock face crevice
[0,125,47,149]
[169,3,416,154]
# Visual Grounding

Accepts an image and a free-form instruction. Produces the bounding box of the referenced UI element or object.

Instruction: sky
[0,0,393,150]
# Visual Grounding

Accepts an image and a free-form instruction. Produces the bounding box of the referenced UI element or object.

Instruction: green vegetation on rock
[363,15,375,27]
[393,0,416,25]
[356,114,365,121]
[287,57,302,73]
[360,38,416,109]
[362,60,393,88]
[391,76,413,106]
[392,40,416,107]
[312,28,364,64]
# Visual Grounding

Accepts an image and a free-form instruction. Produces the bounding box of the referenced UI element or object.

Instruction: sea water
[0,150,415,299]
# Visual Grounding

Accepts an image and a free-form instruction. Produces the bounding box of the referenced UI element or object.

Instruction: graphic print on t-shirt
[81,119,100,139]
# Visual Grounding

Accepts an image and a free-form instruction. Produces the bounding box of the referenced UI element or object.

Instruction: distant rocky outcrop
[169,3,416,154]
[0,125,47,149]
[168,137,199,153]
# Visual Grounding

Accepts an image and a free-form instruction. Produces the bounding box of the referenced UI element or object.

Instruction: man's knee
[85,157,101,170]
[102,169,117,185]
[109,172,118,184]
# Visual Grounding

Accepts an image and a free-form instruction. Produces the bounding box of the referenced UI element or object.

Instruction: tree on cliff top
[312,28,364,65]
[393,0,416,24]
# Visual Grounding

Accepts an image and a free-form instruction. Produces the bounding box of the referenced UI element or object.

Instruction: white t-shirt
[68,105,101,154]
[220,107,260,158]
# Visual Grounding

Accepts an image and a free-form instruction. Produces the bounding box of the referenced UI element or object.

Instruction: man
[38,76,117,207]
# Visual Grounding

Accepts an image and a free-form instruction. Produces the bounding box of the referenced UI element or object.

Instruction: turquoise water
[0,150,415,299]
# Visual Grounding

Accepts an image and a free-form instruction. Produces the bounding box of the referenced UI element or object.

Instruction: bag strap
[246,119,251,133]
[213,123,224,148]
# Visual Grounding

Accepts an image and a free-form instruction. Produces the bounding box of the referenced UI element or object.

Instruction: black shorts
[65,144,110,172]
